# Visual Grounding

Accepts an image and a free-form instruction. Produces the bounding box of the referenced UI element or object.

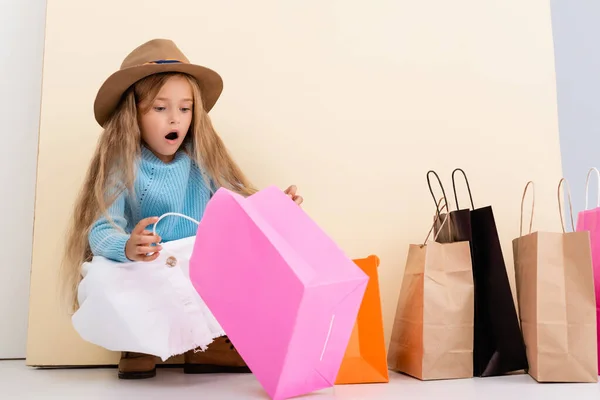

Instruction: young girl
[62,38,303,380]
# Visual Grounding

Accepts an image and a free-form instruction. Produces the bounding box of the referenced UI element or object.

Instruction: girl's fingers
[285,185,297,197]
[136,234,161,245]
[137,245,162,254]
[293,195,304,205]
[133,216,159,235]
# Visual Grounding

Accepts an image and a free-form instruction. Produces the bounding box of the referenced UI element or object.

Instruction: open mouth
[165,131,179,140]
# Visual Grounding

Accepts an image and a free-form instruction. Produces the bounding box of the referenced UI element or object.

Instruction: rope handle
[558,178,575,233]
[427,170,450,216]
[422,197,450,246]
[585,167,600,210]
[519,181,535,237]
[425,171,454,244]
[451,168,475,210]
[152,212,200,241]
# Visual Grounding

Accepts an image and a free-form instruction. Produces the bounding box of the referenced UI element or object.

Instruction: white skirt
[71,236,225,361]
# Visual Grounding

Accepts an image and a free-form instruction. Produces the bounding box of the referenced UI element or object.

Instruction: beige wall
[27,0,564,366]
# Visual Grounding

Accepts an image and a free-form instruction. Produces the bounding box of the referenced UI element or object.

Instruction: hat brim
[93,63,223,127]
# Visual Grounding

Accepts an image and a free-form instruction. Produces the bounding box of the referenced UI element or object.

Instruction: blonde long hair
[61,72,256,312]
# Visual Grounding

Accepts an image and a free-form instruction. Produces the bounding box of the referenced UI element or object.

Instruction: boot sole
[118,368,157,379]
[183,364,251,374]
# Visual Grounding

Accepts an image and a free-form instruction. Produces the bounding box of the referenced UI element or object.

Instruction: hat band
[142,59,184,65]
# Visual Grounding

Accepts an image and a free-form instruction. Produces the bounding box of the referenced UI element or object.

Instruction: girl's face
[138,75,193,163]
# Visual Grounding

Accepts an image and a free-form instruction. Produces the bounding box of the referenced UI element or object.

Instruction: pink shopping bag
[189,186,369,400]
[576,167,600,373]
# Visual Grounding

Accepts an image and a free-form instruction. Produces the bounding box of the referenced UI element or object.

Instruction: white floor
[2,360,600,399]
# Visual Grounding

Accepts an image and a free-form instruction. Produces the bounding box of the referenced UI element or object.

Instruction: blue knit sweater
[88,145,212,262]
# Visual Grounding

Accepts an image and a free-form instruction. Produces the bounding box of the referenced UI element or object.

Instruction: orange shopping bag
[335,255,389,384]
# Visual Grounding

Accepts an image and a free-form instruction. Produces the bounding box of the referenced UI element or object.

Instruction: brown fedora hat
[93,38,223,127]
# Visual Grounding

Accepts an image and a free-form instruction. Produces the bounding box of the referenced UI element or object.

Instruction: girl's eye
[181,107,191,112]
[154,106,166,112]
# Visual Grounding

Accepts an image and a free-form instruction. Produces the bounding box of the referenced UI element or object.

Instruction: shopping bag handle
[426,170,454,244]
[451,168,475,210]
[422,197,451,246]
[152,212,200,239]
[427,170,450,216]
[519,181,535,237]
[585,167,600,210]
[558,178,575,233]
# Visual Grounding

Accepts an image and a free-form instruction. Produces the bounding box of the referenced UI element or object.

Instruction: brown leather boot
[118,352,157,379]
[184,336,251,374]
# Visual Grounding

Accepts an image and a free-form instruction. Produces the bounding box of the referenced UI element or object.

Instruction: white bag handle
[152,212,200,242]
[519,181,535,237]
[585,167,600,210]
[558,178,575,233]
[145,213,200,265]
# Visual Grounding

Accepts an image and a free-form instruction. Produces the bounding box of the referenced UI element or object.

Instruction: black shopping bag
[430,169,528,377]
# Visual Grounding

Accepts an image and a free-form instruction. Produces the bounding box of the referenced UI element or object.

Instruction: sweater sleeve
[88,192,131,262]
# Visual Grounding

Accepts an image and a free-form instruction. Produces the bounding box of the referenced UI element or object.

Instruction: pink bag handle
[585,167,600,210]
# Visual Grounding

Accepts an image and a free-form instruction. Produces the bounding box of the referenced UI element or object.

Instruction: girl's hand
[284,185,303,206]
[125,217,163,262]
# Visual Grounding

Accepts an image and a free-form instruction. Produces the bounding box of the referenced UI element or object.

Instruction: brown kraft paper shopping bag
[388,171,474,380]
[513,180,598,383]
